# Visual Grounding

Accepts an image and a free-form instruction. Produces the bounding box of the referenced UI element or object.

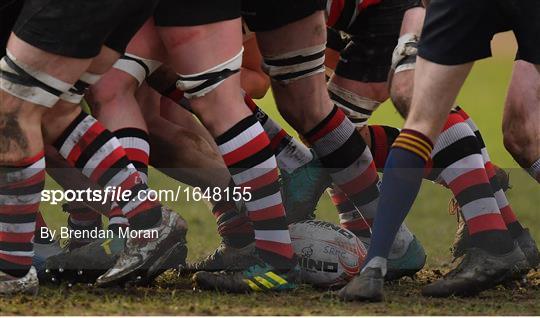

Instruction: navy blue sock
[364,130,433,266]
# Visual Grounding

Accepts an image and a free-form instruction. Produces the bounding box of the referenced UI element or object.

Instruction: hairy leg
[503,60,540,181]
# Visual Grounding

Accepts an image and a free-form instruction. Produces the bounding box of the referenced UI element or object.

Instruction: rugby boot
[451,207,539,271]
[179,242,258,275]
[338,267,384,302]
[386,236,427,281]
[281,152,332,223]
[0,267,39,295]
[193,257,299,293]
[421,245,528,298]
[33,240,63,280]
[43,235,125,285]
[96,207,188,287]
[514,228,540,269]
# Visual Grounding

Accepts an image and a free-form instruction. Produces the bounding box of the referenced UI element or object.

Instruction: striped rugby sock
[365,129,433,266]
[103,127,152,232]
[455,107,524,238]
[212,200,254,248]
[53,112,161,230]
[216,116,294,270]
[244,94,313,173]
[304,106,380,237]
[0,152,45,277]
[433,112,514,254]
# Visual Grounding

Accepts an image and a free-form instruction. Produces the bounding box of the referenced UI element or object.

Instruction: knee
[88,71,138,115]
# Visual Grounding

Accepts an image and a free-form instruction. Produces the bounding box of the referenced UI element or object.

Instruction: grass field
[1,33,539,315]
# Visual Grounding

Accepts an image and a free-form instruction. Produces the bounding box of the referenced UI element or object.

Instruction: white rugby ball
[289,220,367,288]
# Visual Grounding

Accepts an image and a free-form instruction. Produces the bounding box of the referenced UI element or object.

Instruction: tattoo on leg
[0,108,29,156]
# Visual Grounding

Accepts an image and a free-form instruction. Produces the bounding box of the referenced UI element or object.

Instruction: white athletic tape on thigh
[262,44,326,84]
[391,33,419,74]
[113,53,163,86]
[59,72,103,104]
[176,48,243,99]
[328,81,380,127]
[0,50,72,107]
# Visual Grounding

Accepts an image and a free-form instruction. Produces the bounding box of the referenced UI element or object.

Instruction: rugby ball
[289,220,367,288]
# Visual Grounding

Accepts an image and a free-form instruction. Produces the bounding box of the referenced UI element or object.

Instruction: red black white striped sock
[216,115,294,270]
[113,128,150,183]
[433,112,514,254]
[53,112,161,230]
[212,200,254,248]
[304,106,380,237]
[104,128,151,232]
[0,152,45,277]
[455,107,524,238]
[244,94,313,173]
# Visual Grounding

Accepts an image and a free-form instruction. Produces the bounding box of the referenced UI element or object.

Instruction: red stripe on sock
[0,170,45,191]
[442,113,465,132]
[0,253,32,266]
[448,168,490,196]
[222,132,269,166]
[66,122,105,164]
[330,189,348,205]
[306,109,346,143]
[256,240,294,259]
[0,232,35,243]
[124,148,149,165]
[484,161,496,179]
[338,162,378,194]
[89,146,125,183]
[249,205,285,222]
[241,169,278,190]
[500,206,518,225]
[0,203,40,215]
[455,107,470,120]
[467,213,507,235]
[341,218,372,231]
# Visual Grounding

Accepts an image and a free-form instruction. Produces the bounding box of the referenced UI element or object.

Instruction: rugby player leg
[0,25,95,295]
[139,85,258,271]
[326,1,426,280]
[252,4,383,255]
[147,47,328,225]
[157,10,297,292]
[388,7,536,267]
[340,0,527,301]
[503,60,540,183]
